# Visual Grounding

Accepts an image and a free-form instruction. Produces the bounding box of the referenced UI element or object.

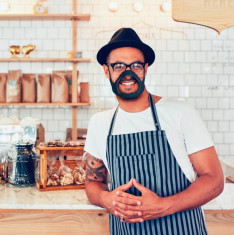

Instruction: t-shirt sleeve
[84,115,103,160]
[181,104,214,155]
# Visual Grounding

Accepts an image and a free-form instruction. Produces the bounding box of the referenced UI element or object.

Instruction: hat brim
[97,40,155,66]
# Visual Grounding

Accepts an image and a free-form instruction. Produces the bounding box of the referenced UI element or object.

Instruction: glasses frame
[106,61,146,74]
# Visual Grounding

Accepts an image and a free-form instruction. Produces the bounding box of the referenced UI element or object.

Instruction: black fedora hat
[97,28,155,66]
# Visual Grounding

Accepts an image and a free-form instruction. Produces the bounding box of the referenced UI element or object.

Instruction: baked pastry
[47,173,59,186]
[73,167,85,185]
[59,170,74,186]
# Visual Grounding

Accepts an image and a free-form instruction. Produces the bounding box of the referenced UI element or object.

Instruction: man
[84,28,224,235]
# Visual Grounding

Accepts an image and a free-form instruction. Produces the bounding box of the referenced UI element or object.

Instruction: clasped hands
[102,178,168,224]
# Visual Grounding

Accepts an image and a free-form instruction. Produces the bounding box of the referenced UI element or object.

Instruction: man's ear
[103,64,110,79]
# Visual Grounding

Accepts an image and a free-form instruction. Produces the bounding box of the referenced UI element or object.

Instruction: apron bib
[106,93,208,235]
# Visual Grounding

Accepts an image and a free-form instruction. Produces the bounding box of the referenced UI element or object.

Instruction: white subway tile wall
[0,0,233,161]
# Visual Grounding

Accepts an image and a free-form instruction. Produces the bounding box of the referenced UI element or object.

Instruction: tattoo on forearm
[85,153,107,184]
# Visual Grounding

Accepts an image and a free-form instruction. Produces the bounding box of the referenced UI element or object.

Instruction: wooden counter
[0,184,233,234]
[0,209,109,235]
[0,185,109,235]
[205,210,234,235]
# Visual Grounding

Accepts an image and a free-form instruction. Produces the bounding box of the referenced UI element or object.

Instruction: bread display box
[0,123,44,146]
[36,141,86,191]
[0,125,37,145]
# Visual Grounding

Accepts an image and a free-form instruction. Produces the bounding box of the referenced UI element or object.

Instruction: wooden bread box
[36,145,86,191]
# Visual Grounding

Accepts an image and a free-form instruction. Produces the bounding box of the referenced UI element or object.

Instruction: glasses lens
[110,62,144,74]
[131,63,144,73]
[113,63,126,73]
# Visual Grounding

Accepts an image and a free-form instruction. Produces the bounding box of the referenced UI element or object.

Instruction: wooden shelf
[0,102,91,106]
[0,14,90,21]
[36,146,84,150]
[0,0,91,141]
[0,58,91,62]
[36,181,85,191]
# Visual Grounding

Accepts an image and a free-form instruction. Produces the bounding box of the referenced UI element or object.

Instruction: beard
[109,70,145,99]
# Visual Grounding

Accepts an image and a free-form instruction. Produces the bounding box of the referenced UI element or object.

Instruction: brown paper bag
[0,73,7,103]
[66,71,73,102]
[22,74,36,103]
[79,82,90,103]
[53,70,79,102]
[6,70,21,103]
[66,71,80,102]
[37,74,51,103]
[51,71,69,103]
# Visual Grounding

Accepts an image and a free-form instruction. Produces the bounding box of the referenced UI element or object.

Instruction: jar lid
[14,140,34,147]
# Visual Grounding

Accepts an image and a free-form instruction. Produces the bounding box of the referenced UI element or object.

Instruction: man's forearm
[165,173,224,217]
[85,181,109,208]
[85,153,109,208]
[164,147,224,217]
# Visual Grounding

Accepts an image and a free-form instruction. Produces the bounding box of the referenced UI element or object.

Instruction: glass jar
[8,143,36,187]
[0,146,8,184]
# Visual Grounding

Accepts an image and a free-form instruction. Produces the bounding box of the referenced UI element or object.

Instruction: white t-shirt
[84,97,214,182]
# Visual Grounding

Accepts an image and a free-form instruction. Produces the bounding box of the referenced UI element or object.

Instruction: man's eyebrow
[109,61,144,64]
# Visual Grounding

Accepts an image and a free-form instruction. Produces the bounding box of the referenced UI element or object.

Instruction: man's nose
[125,65,131,71]
[124,74,132,79]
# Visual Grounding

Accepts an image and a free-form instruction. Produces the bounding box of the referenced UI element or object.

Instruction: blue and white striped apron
[106,93,208,235]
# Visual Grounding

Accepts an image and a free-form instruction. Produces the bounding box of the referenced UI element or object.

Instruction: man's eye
[132,63,142,69]
[114,64,125,70]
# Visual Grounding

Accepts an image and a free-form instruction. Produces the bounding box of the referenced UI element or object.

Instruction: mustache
[120,76,136,81]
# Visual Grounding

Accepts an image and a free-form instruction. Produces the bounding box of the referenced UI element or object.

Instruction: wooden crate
[66,128,87,141]
[36,124,45,146]
[36,146,85,191]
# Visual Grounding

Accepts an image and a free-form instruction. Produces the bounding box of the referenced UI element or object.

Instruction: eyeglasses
[106,62,145,74]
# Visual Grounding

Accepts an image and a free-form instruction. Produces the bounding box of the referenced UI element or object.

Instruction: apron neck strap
[108,93,161,136]
[148,93,161,130]
[108,106,119,136]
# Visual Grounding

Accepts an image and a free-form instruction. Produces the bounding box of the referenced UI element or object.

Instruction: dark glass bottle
[8,144,36,187]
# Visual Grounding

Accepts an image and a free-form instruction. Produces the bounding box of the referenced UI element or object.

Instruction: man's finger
[115,206,142,218]
[117,178,134,191]
[132,179,148,194]
[126,218,144,224]
[114,202,142,216]
[116,190,142,204]
[113,198,141,207]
